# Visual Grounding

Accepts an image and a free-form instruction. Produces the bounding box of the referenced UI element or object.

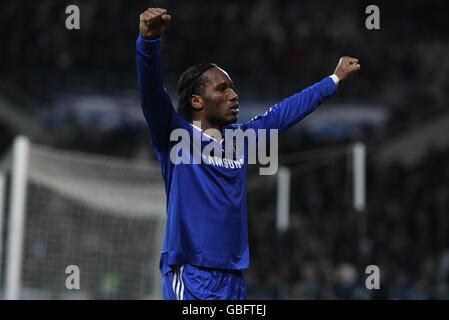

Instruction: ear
[190,94,204,111]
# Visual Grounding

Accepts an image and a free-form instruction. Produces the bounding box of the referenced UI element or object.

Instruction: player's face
[200,67,239,127]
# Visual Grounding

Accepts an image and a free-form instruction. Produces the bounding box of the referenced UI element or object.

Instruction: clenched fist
[139,8,171,39]
[334,56,361,82]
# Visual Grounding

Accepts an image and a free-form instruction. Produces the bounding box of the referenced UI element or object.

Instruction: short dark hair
[177,63,217,120]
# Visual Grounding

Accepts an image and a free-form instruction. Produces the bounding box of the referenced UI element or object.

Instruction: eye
[216,83,234,93]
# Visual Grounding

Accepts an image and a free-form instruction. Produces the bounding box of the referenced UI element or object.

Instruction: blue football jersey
[136,34,337,275]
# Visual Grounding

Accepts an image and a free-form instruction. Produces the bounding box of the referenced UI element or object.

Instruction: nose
[229,88,238,102]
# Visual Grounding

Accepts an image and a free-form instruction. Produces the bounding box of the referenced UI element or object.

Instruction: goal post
[0,169,5,292]
[0,136,166,299]
[276,166,291,233]
[5,136,30,300]
[274,142,367,234]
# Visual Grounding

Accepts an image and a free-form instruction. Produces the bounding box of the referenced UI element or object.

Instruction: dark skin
[139,7,360,136]
[190,67,239,134]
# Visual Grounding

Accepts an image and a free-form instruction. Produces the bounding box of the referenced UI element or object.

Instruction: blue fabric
[136,34,337,277]
[162,264,246,300]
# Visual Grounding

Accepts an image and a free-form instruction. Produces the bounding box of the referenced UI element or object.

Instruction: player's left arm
[242,56,360,133]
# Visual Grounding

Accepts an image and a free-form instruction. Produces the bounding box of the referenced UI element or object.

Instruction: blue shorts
[162,264,247,300]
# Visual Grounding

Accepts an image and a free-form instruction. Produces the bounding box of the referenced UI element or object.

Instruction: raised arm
[242,56,361,133]
[136,8,175,152]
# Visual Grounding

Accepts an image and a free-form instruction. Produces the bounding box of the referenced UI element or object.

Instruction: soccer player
[136,7,360,300]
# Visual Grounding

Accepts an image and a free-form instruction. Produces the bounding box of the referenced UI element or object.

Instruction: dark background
[1,0,449,299]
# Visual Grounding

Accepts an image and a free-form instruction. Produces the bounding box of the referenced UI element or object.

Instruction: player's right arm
[136,8,174,152]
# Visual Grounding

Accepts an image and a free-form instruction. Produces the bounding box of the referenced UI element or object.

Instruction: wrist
[139,33,161,42]
[330,74,340,86]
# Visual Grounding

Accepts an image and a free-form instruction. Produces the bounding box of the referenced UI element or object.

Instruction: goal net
[0,136,166,299]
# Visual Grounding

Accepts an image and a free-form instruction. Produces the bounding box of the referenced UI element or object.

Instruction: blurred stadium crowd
[247,147,449,299]
[2,0,449,142]
[1,0,449,299]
